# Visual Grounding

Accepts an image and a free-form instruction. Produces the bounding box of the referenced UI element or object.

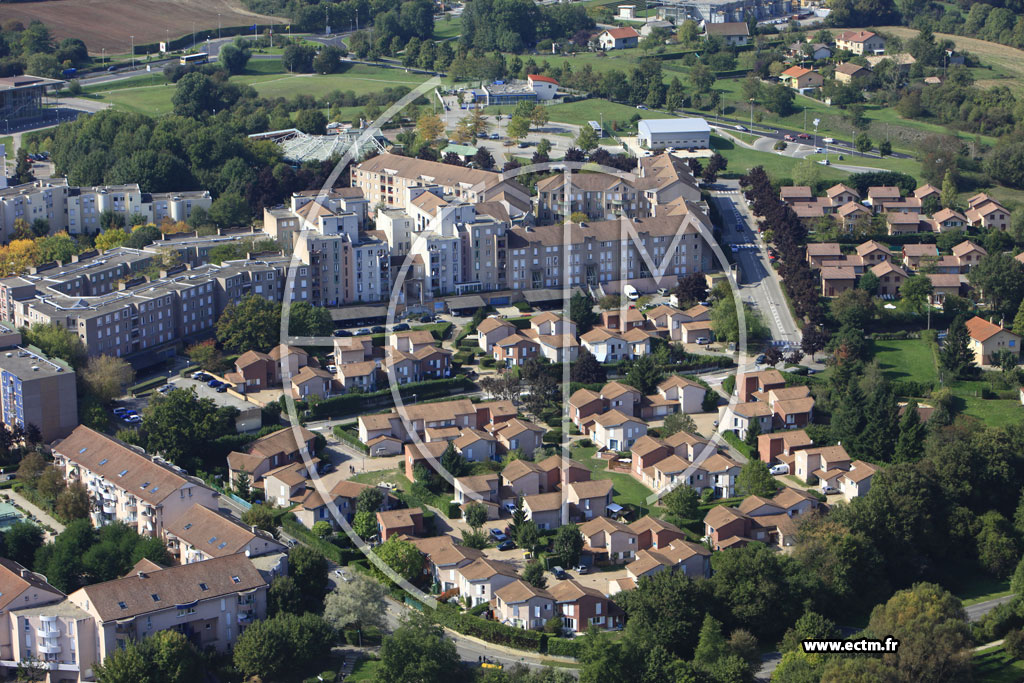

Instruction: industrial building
[638,118,711,151]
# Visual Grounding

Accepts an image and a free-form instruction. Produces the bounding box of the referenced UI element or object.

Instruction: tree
[290,545,329,613]
[735,460,777,497]
[219,41,252,74]
[992,349,1018,373]
[185,340,228,373]
[95,630,203,683]
[624,355,663,395]
[371,536,424,586]
[858,270,879,295]
[94,227,128,251]
[505,115,530,146]
[233,613,335,679]
[662,485,699,521]
[693,613,728,667]
[375,613,460,683]
[941,169,959,209]
[141,387,235,469]
[282,44,316,72]
[939,315,976,377]
[780,610,839,653]
[661,411,697,437]
[879,140,892,157]
[571,348,606,384]
[569,291,598,333]
[312,520,334,539]
[268,575,303,616]
[288,300,333,337]
[415,113,445,144]
[553,524,584,567]
[324,572,387,638]
[312,45,342,74]
[357,486,385,513]
[3,521,44,567]
[899,275,933,315]
[855,133,873,153]
[241,502,278,537]
[515,519,540,553]
[710,542,798,638]
[744,412,761,447]
[675,272,708,306]
[216,294,281,353]
[969,253,1024,319]
[523,559,548,588]
[295,109,328,135]
[55,481,90,521]
[352,510,378,540]
[575,123,598,152]
[530,104,550,130]
[832,288,875,327]
[763,83,795,115]
[473,147,495,170]
[865,583,971,683]
[13,149,34,185]
[464,502,488,530]
[81,355,135,403]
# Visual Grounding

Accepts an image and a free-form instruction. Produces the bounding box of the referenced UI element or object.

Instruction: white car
[735,125,747,131]
[769,464,789,475]
[822,485,839,495]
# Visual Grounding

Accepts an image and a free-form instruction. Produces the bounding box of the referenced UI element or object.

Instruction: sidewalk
[6,489,66,534]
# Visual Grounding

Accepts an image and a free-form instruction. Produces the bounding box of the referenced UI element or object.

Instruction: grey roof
[638,118,711,134]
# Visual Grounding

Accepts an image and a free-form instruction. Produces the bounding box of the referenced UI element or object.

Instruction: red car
[797,133,811,139]
[784,134,795,141]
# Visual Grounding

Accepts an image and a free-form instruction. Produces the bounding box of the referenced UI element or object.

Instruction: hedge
[333,425,369,453]
[722,375,736,395]
[280,513,344,564]
[309,376,473,419]
[430,605,545,651]
[130,376,168,396]
[546,637,582,658]
[890,379,935,398]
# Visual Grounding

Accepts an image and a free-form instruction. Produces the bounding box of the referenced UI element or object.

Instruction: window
[232,576,241,584]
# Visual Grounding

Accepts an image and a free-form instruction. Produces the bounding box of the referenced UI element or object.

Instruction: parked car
[574,564,589,575]
[755,354,767,364]
[489,528,507,542]
[371,326,385,334]
[784,134,795,141]
[207,379,221,388]
[769,464,789,475]
[694,336,709,345]
[113,407,128,416]
[393,323,410,331]
[797,133,811,139]
[215,385,228,393]
[191,371,210,381]
[552,566,569,580]
[356,328,372,335]
[319,463,336,475]
[735,125,747,131]
[124,414,142,424]
[332,329,352,337]
[157,384,172,393]
[333,568,352,582]
[503,502,517,514]
[497,539,515,551]
[822,486,839,495]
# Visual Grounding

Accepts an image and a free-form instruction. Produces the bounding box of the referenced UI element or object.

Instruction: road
[755,594,1018,680]
[709,179,802,349]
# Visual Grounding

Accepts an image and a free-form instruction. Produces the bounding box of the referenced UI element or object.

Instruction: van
[623,285,639,301]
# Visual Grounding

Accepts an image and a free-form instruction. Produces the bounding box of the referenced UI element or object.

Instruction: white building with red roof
[527,74,559,100]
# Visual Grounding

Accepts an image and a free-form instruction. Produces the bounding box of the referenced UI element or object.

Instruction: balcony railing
[36,627,60,639]
[36,641,61,654]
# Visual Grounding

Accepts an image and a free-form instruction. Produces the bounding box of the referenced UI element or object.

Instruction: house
[502,458,546,497]
[377,507,424,541]
[966,316,1021,366]
[599,27,640,50]
[654,375,707,414]
[871,261,908,297]
[493,333,540,367]
[66,553,267,660]
[704,21,749,46]
[454,473,500,510]
[790,41,832,60]
[927,208,968,233]
[566,479,615,521]
[291,365,335,400]
[901,244,939,270]
[866,186,901,209]
[525,328,580,363]
[835,30,885,55]
[855,240,891,267]
[523,492,564,530]
[580,516,638,563]
[766,386,815,430]
[615,539,711,592]
[966,201,1011,231]
[780,66,823,91]
[834,62,871,84]
[454,428,499,463]
[726,401,773,440]
[569,388,605,432]
[409,535,485,592]
[914,184,942,202]
[227,425,318,490]
[231,350,274,392]
[550,579,613,633]
[737,369,786,403]
[757,429,812,464]
[163,503,286,565]
[492,580,556,630]
[837,201,871,229]
[821,265,856,297]
[271,344,309,381]
[629,515,686,550]
[337,360,380,392]
[530,311,576,337]
[591,409,647,451]
[793,444,850,484]
[780,186,813,204]
[490,418,546,458]
[359,398,514,444]
[456,558,519,607]
[477,317,517,353]
[927,273,962,304]
[806,243,842,268]
[839,460,878,501]
[537,454,591,492]
[952,241,987,272]
[294,479,392,528]
[53,425,219,538]
[580,328,629,362]
[262,460,317,507]
[886,213,922,235]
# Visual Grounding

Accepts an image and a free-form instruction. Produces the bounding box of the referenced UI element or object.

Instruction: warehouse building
[638,119,711,151]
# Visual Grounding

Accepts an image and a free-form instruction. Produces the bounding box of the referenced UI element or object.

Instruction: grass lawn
[94,83,177,116]
[248,63,433,100]
[872,338,938,385]
[488,98,662,132]
[710,135,850,181]
[347,657,382,682]
[949,380,1022,428]
[0,136,11,154]
[433,15,463,41]
[569,444,656,513]
[973,644,1024,683]
[954,576,1012,606]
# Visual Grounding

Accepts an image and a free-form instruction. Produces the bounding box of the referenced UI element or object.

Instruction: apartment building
[0,179,211,241]
[262,188,369,246]
[351,153,529,212]
[53,425,219,537]
[162,503,287,565]
[0,340,78,442]
[67,553,268,660]
[0,558,67,670]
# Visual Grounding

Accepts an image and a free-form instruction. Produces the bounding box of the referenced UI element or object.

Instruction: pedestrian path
[6,489,66,534]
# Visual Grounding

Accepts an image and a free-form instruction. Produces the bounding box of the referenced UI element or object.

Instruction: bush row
[546,637,582,658]
[890,379,935,399]
[309,376,473,419]
[333,425,369,453]
[280,513,345,565]
[430,605,545,651]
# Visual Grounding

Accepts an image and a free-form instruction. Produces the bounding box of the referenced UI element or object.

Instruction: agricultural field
[880,26,1024,93]
[0,0,285,53]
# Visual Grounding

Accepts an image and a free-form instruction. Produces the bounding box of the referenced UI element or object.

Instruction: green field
[710,135,851,181]
[95,83,177,116]
[569,444,655,514]
[872,339,939,385]
[955,576,1012,606]
[433,15,463,41]
[347,658,382,681]
[950,379,1022,428]
[974,644,1024,683]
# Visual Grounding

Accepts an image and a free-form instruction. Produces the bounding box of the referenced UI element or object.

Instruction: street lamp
[101,48,105,66]
[749,98,754,131]
[130,36,134,70]
[218,14,222,40]
[192,21,196,50]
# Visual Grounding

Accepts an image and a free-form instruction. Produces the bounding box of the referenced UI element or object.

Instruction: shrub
[722,374,736,395]
[1006,629,1024,660]
[546,637,582,657]
[481,357,497,368]
[578,438,593,448]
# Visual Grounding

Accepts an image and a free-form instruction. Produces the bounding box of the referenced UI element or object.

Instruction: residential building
[839,460,879,500]
[492,580,556,630]
[835,30,885,55]
[598,27,640,50]
[871,261,907,297]
[580,516,638,563]
[409,536,485,592]
[523,491,564,530]
[591,409,647,451]
[704,22,749,45]
[0,558,66,671]
[53,425,218,537]
[163,504,286,565]
[456,558,519,607]
[549,579,613,633]
[377,507,424,541]
[0,340,77,442]
[966,316,1021,366]
[502,458,546,497]
[613,539,710,594]
[834,62,871,83]
[629,515,686,550]
[566,479,615,521]
[780,66,823,90]
[952,241,986,272]
[66,553,267,659]
[820,265,856,297]
[226,426,317,491]
[477,317,517,354]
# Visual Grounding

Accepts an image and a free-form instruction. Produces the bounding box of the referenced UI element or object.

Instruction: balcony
[36,641,61,654]
[102,503,116,514]
[36,627,60,639]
